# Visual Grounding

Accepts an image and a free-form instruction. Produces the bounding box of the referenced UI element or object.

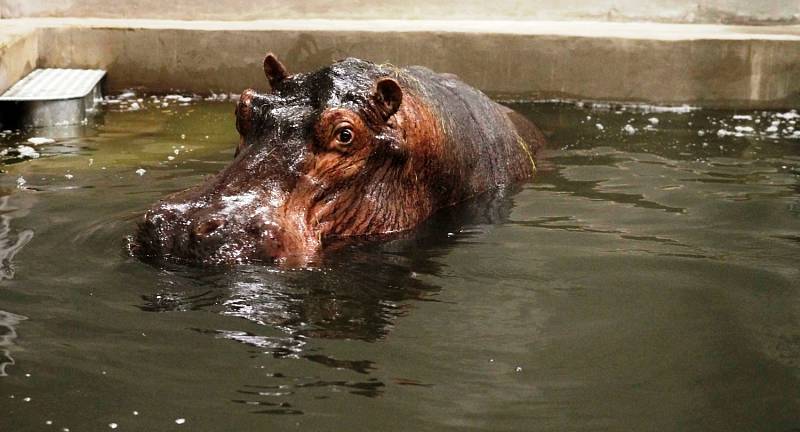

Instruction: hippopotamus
[132,53,545,266]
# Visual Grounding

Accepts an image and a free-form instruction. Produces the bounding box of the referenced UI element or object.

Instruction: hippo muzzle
[133,88,317,265]
[133,190,288,264]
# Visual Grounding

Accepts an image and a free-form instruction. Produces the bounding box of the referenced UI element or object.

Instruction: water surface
[1,96,799,431]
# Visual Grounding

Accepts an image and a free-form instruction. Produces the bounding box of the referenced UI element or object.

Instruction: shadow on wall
[1,0,799,24]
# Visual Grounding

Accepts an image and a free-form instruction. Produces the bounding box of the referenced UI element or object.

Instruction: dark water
[1,96,799,431]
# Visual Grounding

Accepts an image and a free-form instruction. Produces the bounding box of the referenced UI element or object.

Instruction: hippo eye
[336,127,354,145]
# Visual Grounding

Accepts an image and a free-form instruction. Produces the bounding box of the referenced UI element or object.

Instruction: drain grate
[0,69,105,101]
[0,68,106,128]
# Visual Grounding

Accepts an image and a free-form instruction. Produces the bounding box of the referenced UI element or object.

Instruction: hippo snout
[133,201,288,265]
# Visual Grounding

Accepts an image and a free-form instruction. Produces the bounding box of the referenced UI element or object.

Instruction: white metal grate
[0,69,106,101]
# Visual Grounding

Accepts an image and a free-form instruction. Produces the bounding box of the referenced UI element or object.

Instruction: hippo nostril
[194,218,224,237]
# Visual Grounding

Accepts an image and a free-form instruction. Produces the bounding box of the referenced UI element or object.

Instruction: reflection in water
[141,188,515,342]
[0,310,27,376]
[0,195,34,281]
[139,189,517,407]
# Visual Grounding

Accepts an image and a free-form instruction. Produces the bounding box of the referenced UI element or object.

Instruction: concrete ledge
[3,0,798,25]
[2,18,800,108]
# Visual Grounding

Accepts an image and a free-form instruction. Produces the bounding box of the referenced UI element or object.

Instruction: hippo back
[396,65,541,205]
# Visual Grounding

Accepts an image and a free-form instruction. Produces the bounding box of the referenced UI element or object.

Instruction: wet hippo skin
[132,53,546,266]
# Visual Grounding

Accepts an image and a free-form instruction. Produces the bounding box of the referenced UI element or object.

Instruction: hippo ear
[263,52,288,89]
[373,78,403,121]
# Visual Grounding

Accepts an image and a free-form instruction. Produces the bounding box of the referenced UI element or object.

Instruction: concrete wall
[0,25,38,96]
[0,19,790,109]
[1,0,799,24]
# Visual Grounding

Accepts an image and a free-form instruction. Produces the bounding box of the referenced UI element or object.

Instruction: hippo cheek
[246,213,323,266]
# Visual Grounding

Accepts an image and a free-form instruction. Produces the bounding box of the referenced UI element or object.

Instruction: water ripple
[0,309,27,376]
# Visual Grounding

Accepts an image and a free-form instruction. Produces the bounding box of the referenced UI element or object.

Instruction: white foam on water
[16,146,39,159]
[27,137,54,145]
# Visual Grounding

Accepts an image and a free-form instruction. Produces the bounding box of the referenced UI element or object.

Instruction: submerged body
[133,54,545,265]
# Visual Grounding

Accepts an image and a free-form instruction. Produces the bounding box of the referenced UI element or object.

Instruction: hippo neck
[397,67,537,206]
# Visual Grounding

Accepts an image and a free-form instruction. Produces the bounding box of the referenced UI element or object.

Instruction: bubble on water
[136,168,146,176]
[734,126,754,133]
[109,423,118,429]
[697,130,706,136]
[622,124,636,135]
[175,418,186,425]
[23,397,31,402]
[515,366,522,372]
[180,134,186,140]
[733,114,752,120]
[64,174,74,180]
[46,420,52,425]
[648,117,659,125]
[129,102,141,111]
[766,125,779,133]
[133,411,139,416]
[595,123,604,131]
[167,156,175,161]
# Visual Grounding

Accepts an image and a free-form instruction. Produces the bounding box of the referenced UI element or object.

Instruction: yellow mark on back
[515,133,536,174]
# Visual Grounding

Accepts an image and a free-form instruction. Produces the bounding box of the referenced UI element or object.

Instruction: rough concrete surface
[0,25,38,96]
[1,18,799,108]
[1,0,798,24]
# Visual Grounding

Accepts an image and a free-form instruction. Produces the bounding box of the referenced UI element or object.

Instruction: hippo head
[132,54,434,266]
